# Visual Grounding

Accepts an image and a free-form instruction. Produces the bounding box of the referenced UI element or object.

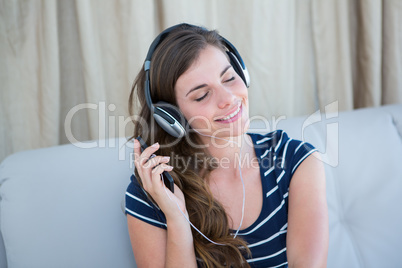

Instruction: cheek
[182,106,213,130]
[234,79,248,97]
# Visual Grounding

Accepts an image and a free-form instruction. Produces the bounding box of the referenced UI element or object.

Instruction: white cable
[163,186,225,246]
[192,129,246,238]
[163,128,246,245]
[233,152,245,239]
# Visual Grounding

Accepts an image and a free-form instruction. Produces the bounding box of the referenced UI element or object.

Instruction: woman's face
[175,45,249,140]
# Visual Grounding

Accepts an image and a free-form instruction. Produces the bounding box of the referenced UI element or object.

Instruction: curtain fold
[312,0,355,112]
[352,0,383,108]
[0,0,60,161]
[1,0,401,162]
[382,0,402,104]
[58,0,158,145]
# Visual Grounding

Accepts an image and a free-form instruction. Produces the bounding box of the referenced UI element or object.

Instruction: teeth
[219,103,241,121]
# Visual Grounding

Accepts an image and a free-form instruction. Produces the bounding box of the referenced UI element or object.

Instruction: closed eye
[195,92,209,102]
[224,76,235,83]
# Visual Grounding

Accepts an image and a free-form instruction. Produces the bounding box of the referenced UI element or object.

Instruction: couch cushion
[0,138,136,268]
[271,104,402,268]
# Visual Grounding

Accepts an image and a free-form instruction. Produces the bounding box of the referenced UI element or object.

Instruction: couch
[1,104,401,268]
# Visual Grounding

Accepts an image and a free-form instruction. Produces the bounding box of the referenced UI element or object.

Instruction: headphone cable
[164,129,246,245]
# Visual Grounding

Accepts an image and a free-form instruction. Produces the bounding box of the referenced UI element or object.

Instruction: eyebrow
[185,65,232,97]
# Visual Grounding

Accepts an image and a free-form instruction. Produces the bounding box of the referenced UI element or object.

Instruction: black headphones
[144,23,250,138]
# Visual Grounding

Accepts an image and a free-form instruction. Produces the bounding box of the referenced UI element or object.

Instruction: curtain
[1,0,401,163]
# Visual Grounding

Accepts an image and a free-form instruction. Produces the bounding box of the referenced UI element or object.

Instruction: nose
[216,86,236,109]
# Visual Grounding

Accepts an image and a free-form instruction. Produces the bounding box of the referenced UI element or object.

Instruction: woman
[126,23,328,267]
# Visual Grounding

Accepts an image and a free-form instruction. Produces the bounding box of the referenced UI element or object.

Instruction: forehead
[175,45,230,91]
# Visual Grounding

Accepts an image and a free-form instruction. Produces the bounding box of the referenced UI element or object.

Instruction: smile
[216,103,242,122]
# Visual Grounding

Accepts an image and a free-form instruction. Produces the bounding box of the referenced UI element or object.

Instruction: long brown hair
[128,24,250,267]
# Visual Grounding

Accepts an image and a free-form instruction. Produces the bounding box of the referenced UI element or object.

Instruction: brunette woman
[125,23,328,268]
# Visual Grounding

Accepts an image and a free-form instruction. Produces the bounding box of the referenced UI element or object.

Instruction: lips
[215,102,242,121]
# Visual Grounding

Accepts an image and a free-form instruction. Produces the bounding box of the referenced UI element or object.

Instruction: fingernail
[151,142,159,147]
[162,156,170,161]
[166,165,173,170]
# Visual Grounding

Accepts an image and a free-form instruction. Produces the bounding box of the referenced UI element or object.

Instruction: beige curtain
[1,0,401,162]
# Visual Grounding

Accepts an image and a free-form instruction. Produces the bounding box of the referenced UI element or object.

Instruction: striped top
[125,130,317,267]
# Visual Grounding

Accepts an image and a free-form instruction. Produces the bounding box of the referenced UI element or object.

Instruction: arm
[127,213,196,267]
[287,152,329,268]
[127,139,197,267]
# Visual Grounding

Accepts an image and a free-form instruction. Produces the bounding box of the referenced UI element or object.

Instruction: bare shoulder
[288,151,326,214]
[292,151,325,185]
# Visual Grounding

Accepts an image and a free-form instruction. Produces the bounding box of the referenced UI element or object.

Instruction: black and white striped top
[125,130,317,268]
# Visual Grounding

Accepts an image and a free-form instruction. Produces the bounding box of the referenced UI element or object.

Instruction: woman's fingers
[152,163,174,174]
[133,140,160,166]
[143,155,170,169]
[139,142,160,165]
[132,139,173,192]
[136,163,173,193]
[151,164,174,189]
[133,140,167,168]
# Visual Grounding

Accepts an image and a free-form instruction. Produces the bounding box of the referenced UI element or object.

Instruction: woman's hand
[128,140,197,268]
[133,139,187,219]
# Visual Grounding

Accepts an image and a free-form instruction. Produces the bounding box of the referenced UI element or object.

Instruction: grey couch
[1,104,401,268]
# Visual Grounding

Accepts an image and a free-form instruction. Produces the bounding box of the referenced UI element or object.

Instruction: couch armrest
[0,204,7,268]
[0,138,136,267]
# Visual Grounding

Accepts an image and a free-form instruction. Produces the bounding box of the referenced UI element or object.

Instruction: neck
[198,133,253,169]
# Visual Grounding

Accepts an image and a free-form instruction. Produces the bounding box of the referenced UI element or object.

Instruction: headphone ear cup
[153,101,188,138]
[226,51,250,88]
[154,101,186,124]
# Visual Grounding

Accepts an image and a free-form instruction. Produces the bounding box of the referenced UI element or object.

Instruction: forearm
[165,216,197,268]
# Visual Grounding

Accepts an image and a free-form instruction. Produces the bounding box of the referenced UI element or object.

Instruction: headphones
[144,23,250,138]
